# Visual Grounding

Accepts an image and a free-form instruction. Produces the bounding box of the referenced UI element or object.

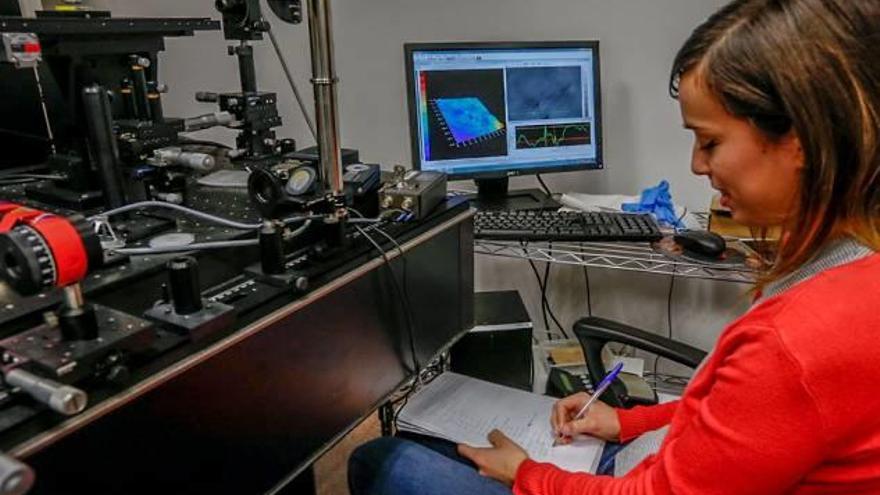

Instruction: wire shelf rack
[475,239,757,284]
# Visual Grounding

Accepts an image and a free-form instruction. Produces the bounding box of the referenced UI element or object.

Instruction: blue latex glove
[621,180,684,228]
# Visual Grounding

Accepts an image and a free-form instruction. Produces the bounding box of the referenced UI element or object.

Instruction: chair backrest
[574,316,707,408]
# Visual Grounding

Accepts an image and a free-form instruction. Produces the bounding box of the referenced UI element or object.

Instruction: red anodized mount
[0,202,91,290]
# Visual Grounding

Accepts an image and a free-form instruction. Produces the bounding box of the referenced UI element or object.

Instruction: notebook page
[398,373,604,473]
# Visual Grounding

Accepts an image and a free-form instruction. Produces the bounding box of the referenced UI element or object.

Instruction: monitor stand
[468,177,560,211]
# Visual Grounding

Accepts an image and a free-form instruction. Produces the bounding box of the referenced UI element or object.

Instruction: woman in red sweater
[349,0,880,493]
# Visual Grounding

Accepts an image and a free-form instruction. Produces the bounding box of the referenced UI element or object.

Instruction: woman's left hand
[457,429,530,486]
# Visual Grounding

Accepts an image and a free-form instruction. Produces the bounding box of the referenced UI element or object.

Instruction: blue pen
[554,362,625,445]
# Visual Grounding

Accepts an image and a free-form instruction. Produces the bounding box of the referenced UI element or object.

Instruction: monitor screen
[406,41,602,181]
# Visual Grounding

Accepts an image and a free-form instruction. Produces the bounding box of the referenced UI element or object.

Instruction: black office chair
[573,316,708,408]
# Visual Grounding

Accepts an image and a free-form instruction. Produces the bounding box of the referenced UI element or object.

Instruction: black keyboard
[474,210,664,242]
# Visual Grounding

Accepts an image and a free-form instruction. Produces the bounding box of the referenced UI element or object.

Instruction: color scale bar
[419,72,431,161]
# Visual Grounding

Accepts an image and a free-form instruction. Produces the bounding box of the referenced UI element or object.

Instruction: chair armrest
[573,316,708,408]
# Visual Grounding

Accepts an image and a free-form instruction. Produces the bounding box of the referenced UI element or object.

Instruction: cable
[382,209,408,220]
[282,215,323,225]
[0,174,64,181]
[360,225,420,375]
[674,207,689,231]
[582,265,593,317]
[239,1,252,30]
[349,207,411,223]
[368,226,415,326]
[112,239,259,255]
[372,226,415,330]
[519,243,553,339]
[345,208,395,224]
[541,257,570,339]
[391,391,411,434]
[371,226,421,376]
[32,66,56,155]
[355,225,420,375]
[373,226,416,358]
[0,174,65,187]
[530,343,536,391]
[391,357,448,431]
[91,201,320,230]
[0,179,39,186]
[112,219,313,256]
[0,179,44,186]
[536,174,553,197]
[284,219,313,238]
[372,226,406,260]
[94,201,261,229]
[654,270,677,375]
[539,241,569,338]
[266,26,318,141]
[525,257,553,340]
[539,263,551,335]
[522,243,568,340]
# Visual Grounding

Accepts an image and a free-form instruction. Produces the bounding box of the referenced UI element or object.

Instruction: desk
[0,205,474,494]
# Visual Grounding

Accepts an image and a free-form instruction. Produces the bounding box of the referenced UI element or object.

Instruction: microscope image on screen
[420,69,508,161]
[506,66,585,121]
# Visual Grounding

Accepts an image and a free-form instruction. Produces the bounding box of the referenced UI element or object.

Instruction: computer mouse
[674,230,726,258]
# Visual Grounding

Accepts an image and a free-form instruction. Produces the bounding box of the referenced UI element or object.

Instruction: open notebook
[397,372,605,473]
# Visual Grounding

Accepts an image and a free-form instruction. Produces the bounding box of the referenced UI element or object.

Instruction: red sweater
[515,253,880,495]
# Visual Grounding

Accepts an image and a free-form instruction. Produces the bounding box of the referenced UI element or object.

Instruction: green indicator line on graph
[515,123,592,149]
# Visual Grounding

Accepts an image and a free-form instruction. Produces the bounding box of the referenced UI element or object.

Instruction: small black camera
[248,161,318,218]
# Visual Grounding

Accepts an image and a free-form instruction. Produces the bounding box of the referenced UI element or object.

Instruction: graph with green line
[515,123,592,149]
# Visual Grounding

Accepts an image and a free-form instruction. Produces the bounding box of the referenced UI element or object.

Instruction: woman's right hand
[551,392,621,444]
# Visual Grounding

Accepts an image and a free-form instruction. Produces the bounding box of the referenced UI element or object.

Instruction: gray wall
[110,0,750,362]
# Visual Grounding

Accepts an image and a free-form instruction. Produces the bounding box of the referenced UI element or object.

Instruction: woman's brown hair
[670,0,880,287]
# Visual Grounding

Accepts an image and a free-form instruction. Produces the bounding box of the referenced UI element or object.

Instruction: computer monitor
[405,41,602,209]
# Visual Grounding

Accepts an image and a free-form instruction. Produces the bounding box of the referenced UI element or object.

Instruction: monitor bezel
[404,40,604,181]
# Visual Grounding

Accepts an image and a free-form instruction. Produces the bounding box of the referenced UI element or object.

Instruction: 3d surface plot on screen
[432,97,506,147]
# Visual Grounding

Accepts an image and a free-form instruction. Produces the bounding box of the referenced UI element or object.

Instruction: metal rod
[61,284,84,311]
[120,78,139,120]
[130,63,152,122]
[82,85,126,209]
[306,0,344,196]
[5,368,88,416]
[236,41,258,94]
[147,81,164,123]
[32,66,56,155]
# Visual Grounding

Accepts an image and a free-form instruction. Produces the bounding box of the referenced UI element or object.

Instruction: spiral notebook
[397,372,604,473]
